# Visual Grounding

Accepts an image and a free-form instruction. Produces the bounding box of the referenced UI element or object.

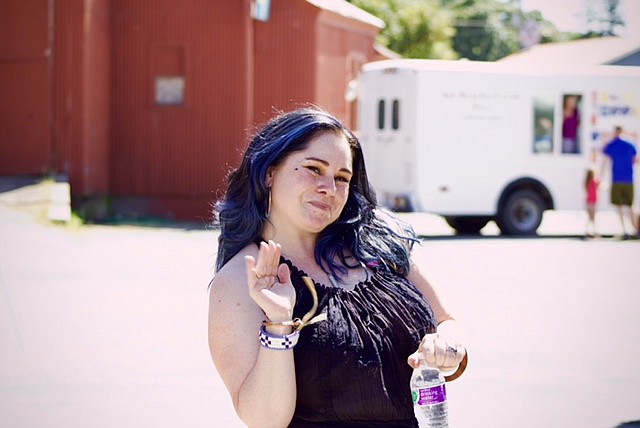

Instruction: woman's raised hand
[244,240,296,323]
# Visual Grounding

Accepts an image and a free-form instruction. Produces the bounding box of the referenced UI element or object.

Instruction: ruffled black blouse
[284,258,437,428]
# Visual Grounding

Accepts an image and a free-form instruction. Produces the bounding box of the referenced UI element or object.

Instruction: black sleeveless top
[284,258,437,428]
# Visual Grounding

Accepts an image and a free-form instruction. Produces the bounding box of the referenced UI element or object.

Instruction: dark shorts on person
[610,183,634,206]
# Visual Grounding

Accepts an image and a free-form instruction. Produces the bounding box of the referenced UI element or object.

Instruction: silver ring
[446,345,458,354]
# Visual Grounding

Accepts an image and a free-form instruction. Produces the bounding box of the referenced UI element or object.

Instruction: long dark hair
[214,106,416,279]
[584,168,595,189]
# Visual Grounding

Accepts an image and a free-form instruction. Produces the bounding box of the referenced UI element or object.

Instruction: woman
[208,106,467,427]
[562,95,580,154]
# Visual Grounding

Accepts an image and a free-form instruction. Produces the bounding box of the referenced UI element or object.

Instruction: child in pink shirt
[585,168,600,238]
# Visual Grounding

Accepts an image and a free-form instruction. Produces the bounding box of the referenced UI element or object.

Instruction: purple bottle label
[413,384,447,406]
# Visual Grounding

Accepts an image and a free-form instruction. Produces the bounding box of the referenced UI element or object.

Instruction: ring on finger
[446,345,458,354]
[256,273,276,281]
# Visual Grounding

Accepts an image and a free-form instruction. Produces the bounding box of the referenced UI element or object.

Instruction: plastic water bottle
[410,357,448,427]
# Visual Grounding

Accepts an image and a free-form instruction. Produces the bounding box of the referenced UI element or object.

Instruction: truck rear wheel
[496,190,544,235]
[445,216,491,235]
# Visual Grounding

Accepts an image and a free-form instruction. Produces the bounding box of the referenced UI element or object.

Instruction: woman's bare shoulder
[211,243,259,290]
[208,244,263,326]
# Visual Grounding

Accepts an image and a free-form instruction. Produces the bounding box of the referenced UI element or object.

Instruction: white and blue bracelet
[259,324,300,350]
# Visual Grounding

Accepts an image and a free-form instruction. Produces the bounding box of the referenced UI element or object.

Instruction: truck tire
[445,216,491,235]
[496,190,544,235]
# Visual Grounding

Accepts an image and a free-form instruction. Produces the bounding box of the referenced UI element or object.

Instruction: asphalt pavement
[1,181,639,428]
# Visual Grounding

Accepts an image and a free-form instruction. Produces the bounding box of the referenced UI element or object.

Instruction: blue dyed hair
[214,106,416,279]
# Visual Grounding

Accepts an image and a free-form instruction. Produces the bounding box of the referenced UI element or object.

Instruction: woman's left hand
[407,330,466,373]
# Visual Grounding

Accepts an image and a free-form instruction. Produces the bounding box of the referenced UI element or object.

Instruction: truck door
[358,68,417,210]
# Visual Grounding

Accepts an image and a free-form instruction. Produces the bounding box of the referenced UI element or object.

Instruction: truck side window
[377,99,385,130]
[562,94,581,154]
[392,99,400,130]
[533,94,554,154]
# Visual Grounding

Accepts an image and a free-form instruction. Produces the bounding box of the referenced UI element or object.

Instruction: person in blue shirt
[601,126,638,238]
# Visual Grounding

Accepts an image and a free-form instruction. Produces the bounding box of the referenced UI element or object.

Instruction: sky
[519,0,640,37]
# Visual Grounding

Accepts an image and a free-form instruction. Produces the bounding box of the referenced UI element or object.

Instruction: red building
[0,0,384,221]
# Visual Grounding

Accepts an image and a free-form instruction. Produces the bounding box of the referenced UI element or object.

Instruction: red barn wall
[110,0,250,220]
[1,0,381,221]
[51,0,110,198]
[0,0,52,175]
[252,0,318,126]
[315,11,379,129]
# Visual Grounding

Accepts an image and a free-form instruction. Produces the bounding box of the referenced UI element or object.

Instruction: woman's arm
[406,258,452,324]
[208,243,297,427]
[406,256,467,373]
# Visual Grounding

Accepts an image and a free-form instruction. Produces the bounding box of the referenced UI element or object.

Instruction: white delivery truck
[356,59,640,235]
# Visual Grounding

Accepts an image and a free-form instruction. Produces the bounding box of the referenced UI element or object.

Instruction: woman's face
[267,130,353,233]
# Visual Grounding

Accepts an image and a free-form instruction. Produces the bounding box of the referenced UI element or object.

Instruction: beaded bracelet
[259,325,300,350]
[258,276,326,350]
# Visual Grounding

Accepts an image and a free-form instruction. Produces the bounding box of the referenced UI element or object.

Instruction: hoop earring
[266,189,272,218]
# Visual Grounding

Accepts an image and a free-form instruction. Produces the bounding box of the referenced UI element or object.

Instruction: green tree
[444,0,518,60]
[443,0,563,60]
[349,0,458,59]
[348,0,564,61]
[585,0,625,36]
